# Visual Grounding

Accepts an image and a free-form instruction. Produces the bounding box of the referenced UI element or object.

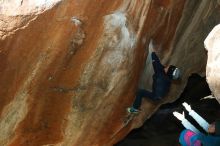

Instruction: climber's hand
[173,111,185,121]
[149,39,155,53]
[182,102,192,112]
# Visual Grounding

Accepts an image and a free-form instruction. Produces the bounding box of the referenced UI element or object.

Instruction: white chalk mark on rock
[71,17,82,26]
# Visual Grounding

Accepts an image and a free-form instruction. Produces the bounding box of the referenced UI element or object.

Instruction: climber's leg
[150,89,162,100]
[133,89,154,109]
[127,89,153,114]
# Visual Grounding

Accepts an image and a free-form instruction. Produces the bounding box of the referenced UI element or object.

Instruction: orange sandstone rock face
[0,0,219,146]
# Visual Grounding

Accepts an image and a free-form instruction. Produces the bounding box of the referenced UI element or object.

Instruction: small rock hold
[71,17,82,26]
[48,76,53,81]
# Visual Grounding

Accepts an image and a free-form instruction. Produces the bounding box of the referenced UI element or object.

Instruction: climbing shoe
[127,107,139,114]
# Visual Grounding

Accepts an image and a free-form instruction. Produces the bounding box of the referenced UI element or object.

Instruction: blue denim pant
[132,89,161,109]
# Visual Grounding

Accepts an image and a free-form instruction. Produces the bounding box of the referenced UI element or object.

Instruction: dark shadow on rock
[115,73,220,146]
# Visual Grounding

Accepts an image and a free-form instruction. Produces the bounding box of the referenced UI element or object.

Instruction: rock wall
[205,24,220,103]
[0,0,219,146]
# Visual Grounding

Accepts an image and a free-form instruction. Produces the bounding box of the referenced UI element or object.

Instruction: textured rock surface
[0,0,61,15]
[205,24,220,103]
[0,0,61,39]
[0,0,220,146]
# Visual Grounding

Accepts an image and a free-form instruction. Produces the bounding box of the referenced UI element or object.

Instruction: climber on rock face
[127,39,181,114]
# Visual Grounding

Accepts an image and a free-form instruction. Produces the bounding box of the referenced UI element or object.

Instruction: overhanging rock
[0,0,220,146]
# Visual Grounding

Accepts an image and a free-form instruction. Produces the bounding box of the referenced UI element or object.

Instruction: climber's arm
[151,52,164,74]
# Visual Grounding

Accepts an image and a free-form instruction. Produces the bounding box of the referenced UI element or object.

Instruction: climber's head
[208,121,220,136]
[179,129,201,146]
[165,65,181,80]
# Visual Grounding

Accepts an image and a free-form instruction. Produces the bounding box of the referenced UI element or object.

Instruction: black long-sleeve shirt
[151,52,171,98]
